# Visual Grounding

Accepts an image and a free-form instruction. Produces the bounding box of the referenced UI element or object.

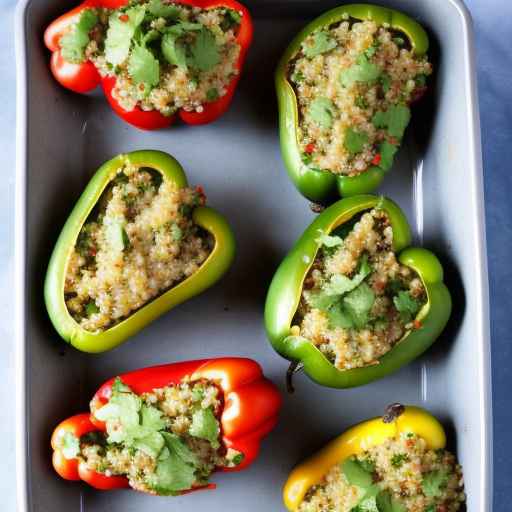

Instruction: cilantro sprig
[60,9,98,64]
[304,31,337,58]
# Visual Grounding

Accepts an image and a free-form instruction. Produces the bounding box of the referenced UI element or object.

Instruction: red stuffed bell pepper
[44,0,253,130]
[51,358,282,495]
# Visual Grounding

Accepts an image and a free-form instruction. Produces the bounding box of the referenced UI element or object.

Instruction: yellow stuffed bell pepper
[284,404,465,512]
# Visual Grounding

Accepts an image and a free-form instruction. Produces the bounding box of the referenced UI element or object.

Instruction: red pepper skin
[51,358,282,493]
[44,0,253,130]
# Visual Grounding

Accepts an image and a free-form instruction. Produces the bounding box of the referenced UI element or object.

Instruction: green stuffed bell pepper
[275,4,431,203]
[45,150,235,353]
[264,195,451,389]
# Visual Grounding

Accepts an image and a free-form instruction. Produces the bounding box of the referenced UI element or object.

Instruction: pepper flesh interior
[288,17,432,176]
[64,164,212,332]
[291,208,426,370]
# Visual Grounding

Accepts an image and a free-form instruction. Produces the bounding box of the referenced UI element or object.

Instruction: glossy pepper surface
[44,150,235,353]
[275,4,429,203]
[51,358,282,492]
[264,195,451,389]
[283,404,447,510]
[44,0,253,130]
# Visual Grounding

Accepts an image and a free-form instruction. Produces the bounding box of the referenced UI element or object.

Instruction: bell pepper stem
[382,403,406,423]
[286,361,304,394]
[309,203,326,214]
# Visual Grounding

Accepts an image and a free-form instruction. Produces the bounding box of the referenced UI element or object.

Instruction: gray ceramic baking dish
[15,0,491,510]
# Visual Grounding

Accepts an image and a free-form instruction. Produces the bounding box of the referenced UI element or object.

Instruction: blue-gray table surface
[2,0,510,509]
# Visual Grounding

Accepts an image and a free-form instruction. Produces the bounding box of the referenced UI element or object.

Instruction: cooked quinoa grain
[64,165,212,332]
[66,378,242,495]
[299,433,465,512]
[288,19,432,176]
[60,0,243,115]
[293,208,426,370]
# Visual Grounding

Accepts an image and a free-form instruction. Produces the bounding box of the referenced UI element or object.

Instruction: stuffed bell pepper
[51,358,282,494]
[264,195,451,389]
[276,4,432,202]
[44,150,235,352]
[44,0,253,130]
[283,404,465,512]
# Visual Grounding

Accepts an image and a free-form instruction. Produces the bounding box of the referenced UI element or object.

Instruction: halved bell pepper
[264,195,451,389]
[275,4,430,203]
[51,358,282,492]
[44,0,253,130]
[44,150,235,353]
[283,404,446,510]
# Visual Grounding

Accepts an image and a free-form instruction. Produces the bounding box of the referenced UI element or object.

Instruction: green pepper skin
[275,4,430,203]
[264,195,451,388]
[44,150,235,353]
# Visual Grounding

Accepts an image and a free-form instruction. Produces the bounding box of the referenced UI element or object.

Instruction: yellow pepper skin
[283,405,446,511]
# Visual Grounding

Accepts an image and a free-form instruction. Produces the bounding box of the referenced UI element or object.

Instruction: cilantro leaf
[375,490,407,512]
[377,141,398,171]
[306,290,340,311]
[105,6,146,66]
[391,453,409,468]
[141,404,166,431]
[128,44,160,87]
[161,31,187,69]
[393,290,421,323]
[345,128,369,155]
[61,432,80,460]
[163,432,199,466]
[133,431,165,458]
[326,304,354,329]
[147,0,182,19]
[170,223,182,241]
[85,301,99,316]
[60,9,98,64]
[206,88,219,101]
[112,376,131,393]
[343,282,375,328]
[189,28,220,71]
[150,433,197,494]
[308,97,335,129]
[340,54,381,87]
[342,457,374,488]
[422,469,449,498]
[189,407,220,449]
[304,31,337,58]
[315,229,343,248]
[380,73,392,93]
[372,104,411,139]
[324,254,372,296]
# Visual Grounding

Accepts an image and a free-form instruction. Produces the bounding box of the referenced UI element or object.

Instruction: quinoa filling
[59,378,243,495]
[299,432,465,512]
[59,0,242,115]
[288,18,432,176]
[64,164,212,332]
[291,208,427,370]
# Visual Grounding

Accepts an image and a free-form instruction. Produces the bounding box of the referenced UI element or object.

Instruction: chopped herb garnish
[377,141,398,171]
[355,96,369,109]
[391,453,409,468]
[304,30,337,58]
[372,104,411,139]
[147,0,182,19]
[292,71,305,83]
[60,9,98,64]
[307,97,335,129]
[189,407,220,449]
[128,44,160,87]
[85,301,100,316]
[206,88,220,101]
[393,36,405,47]
[375,490,407,512]
[170,223,183,241]
[344,128,369,155]
[61,432,80,460]
[189,28,220,71]
[380,73,392,93]
[393,290,421,323]
[340,54,381,87]
[415,74,427,87]
[422,469,450,498]
[323,254,371,296]
[315,229,343,248]
[232,453,244,465]
[342,457,374,488]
